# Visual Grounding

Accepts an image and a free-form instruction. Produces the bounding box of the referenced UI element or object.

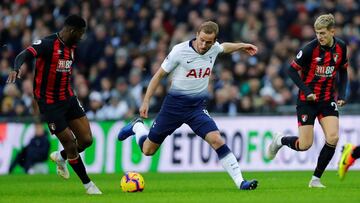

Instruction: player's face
[68,28,86,45]
[315,27,334,47]
[195,31,216,54]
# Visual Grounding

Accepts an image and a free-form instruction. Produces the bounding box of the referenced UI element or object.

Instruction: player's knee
[300,145,311,151]
[299,142,312,151]
[142,150,155,156]
[82,135,93,148]
[326,133,339,145]
[142,147,156,156]
[77,133,93,149]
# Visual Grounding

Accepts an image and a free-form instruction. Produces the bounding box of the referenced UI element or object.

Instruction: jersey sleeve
[341,46,348,69]
[213,41,224,54]
[161,46,180,73]
[290,44,312,71]
[26,39,49,57]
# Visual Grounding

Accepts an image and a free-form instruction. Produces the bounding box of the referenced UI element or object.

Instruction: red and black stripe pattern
[290,37,347,102]
[27,33,75,104]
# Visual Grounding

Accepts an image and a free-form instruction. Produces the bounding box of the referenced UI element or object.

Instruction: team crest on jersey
[333,53,338,63]
[49,123,56,131]
[301,115,308,122]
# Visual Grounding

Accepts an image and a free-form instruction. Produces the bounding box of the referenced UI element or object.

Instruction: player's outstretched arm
[139,68,168,118]
[220,42,258,55]
[6,49,34,83]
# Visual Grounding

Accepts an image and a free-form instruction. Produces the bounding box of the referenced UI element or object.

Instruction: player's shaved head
[60,15,87,46]
[64,15,86,29]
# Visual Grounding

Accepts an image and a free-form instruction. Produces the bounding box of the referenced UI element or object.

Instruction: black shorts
[296,101,339,126]
[37,96,86,134]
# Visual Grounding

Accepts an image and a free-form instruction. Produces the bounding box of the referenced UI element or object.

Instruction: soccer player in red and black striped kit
[267,14,348,188]
[7,15,102,194]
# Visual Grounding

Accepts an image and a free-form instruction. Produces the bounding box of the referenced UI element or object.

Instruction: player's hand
[337,99,346,107]
[240,43,258,56]
[6,70,22,83]
[306,93,316,101]
[139,101,149,118]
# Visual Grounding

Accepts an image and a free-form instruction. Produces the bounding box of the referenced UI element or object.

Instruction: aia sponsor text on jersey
[186,67,211,78]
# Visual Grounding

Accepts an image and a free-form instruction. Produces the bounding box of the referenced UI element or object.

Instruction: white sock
[133,122,149,144]
[219,153,244,188]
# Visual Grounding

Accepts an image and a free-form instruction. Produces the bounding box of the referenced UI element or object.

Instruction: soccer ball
[120,172,145,192]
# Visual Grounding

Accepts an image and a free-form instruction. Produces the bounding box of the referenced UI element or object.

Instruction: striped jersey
[290,37,348,102]
[27,33,75,104]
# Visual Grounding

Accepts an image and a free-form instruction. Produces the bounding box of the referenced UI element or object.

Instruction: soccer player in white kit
[118,21,258,190]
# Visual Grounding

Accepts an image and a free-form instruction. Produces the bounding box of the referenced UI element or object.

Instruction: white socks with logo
[219,153,244,188]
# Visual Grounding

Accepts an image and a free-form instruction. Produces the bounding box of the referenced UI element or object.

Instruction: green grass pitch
[1,171,359,203]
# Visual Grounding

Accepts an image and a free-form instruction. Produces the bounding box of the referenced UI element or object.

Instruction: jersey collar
[56,32,76,48]
[189,38,211,55]
[189,38,198,52]
[319,37,336,50]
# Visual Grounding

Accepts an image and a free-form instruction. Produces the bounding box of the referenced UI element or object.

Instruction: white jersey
[161,40,224,97]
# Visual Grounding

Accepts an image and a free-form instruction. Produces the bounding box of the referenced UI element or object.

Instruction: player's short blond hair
[197,21,219,36]
[314,14,335,30]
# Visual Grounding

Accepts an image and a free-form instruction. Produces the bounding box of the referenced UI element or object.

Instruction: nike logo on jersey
[187,60,194,63]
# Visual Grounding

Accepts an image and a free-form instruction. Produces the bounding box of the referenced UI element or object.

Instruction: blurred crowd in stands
[0,0,359,120]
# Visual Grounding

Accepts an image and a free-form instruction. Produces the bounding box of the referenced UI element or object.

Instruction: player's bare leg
[205,131,257,190]
[50,129,77,180]
[268,125,314,160]
[55,116,93,163]
[141,139,160,156]
[53,121,101,194]
[68,117,101,194]
[297,125,315,150]
[68,116,93,153]
[132,120,160,156]
[118,117,160,155]
[309,116,338,188]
